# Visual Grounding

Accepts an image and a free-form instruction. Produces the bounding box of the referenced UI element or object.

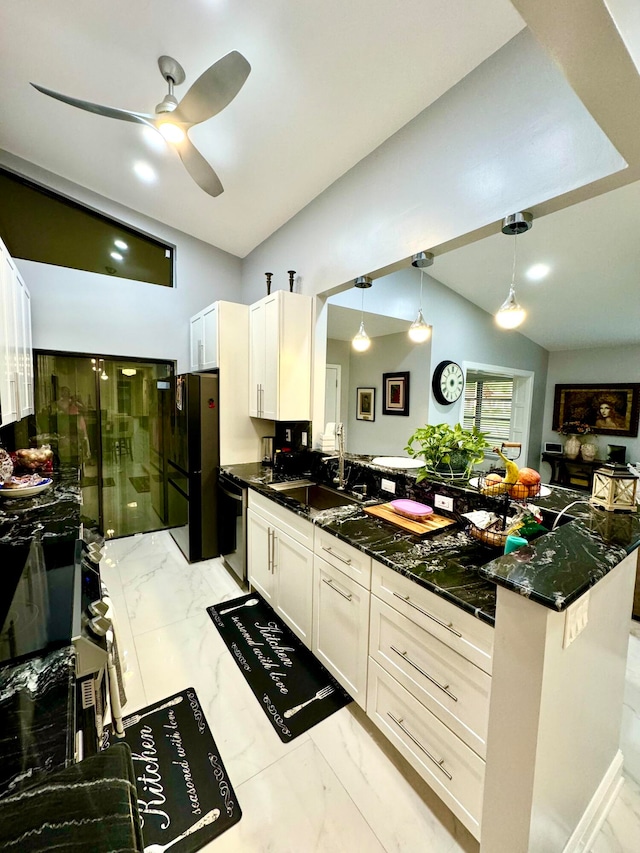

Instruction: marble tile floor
[101,531,640,852]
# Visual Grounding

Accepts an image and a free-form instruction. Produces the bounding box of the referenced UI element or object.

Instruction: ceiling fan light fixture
[157,121,186,143]
[155,93,179,114]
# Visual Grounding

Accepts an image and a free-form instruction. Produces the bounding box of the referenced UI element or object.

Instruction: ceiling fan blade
[31,83,154,126]
[177,137,224,197]
[172,51,251,125]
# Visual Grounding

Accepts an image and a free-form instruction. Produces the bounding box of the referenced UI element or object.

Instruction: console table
[541,452,603,491]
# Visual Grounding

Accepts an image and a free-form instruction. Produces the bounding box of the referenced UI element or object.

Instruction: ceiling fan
[31,52,251,197]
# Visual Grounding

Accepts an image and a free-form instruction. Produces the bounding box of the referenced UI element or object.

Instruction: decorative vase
[564,435,581,460]
[580,441,598,462]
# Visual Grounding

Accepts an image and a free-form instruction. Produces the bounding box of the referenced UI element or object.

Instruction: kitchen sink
[268,480,361,510]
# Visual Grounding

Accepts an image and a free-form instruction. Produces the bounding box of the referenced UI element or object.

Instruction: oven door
[218,475,247,583]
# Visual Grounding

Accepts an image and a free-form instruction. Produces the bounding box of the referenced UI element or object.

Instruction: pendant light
[495,212,532,330]
[409,252,433,343]
[352,276,372,352]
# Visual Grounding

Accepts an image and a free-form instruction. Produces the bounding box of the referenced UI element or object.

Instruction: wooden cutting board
[363,503,457,537]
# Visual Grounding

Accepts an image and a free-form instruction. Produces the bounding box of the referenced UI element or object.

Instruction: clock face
[432,361,464,405]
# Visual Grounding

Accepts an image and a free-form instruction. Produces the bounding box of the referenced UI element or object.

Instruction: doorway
[34,351,174,538]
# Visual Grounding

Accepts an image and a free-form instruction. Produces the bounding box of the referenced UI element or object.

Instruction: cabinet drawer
[248,490,314,549]
[367,659,483,841]
[370,597,490,758]
[371,561,493,675]
[314,527,371,589]
[313,556,369,708]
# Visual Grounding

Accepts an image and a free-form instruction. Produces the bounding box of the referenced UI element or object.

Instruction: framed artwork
[382,372,410,416]
[552,383,640,437]
[356,387,375,421]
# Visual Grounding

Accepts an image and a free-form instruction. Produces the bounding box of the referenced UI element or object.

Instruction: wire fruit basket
[475,443,542,502]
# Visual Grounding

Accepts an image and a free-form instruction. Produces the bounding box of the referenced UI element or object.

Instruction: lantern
[590,464,638,513]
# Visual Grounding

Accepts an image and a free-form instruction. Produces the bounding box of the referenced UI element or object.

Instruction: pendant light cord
[510,233,518,293]
[419,268,424,309]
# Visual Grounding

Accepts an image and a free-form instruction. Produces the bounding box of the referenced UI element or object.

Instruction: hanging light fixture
[495,212,532,330]
[409,252,433,343]
[352,275,372,352]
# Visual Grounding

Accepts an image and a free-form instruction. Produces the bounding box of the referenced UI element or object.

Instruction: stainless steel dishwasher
[217,473,247,584]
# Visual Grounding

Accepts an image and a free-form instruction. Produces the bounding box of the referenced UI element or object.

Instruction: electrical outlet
[434,494,454,512]
[285,428,292,442]
[563,592,589,648]
[381,478,396,494]
[301,431,308,447]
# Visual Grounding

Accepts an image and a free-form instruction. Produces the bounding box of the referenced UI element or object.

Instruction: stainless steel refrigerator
[167,373,219,562]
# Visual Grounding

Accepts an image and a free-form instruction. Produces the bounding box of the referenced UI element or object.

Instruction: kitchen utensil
[143,809,221,853]
[0,477,53,498]
[363,503,456,537]
[389,499,433,521]
[123,696,183,729]
[261,436,275,466]
[219,597,259,615]
[284,685,334,718]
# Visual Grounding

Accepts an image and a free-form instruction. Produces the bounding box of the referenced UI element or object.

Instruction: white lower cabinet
[367,560,493,842]
[312,555,370,709]
[247,492,313,647]
[367,659,485,840]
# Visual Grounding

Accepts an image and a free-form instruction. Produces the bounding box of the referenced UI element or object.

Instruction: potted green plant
[405,422,489,482]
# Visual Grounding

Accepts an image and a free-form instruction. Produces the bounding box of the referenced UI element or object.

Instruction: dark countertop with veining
[222,456,640,622]
[0,645,76,799]
[0,467,81,549]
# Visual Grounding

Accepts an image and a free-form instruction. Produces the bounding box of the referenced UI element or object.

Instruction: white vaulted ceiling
[0,0,524,258]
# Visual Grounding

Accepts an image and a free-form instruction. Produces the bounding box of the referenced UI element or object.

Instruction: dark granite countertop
[0,645,76,799]
[222,457,640,622]
[0,467,81,548]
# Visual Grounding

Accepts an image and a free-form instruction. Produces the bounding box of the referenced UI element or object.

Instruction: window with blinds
[463,374,514,447]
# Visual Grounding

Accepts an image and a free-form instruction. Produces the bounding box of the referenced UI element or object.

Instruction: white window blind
[463,374,514,447]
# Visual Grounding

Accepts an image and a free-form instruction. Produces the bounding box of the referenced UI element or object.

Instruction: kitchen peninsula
[223,455,640,852]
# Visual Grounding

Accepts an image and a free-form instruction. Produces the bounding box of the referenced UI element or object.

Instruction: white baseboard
[563,750,624,853]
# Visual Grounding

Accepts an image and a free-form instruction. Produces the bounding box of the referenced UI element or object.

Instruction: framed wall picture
[552,383,640,437]
[382,372,410,416]
[356,387,375,421]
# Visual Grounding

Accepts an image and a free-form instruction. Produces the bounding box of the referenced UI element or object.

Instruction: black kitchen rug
[102,688,241,851]
[207,593,351,742]
[129,475,150,493]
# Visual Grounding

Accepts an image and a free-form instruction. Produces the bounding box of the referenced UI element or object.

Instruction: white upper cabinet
[249,290,313,421]
[189,313,204,372]
[0,238,33,427]
[201,303,218,370]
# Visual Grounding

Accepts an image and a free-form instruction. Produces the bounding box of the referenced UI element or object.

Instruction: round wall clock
[432,360,464,405]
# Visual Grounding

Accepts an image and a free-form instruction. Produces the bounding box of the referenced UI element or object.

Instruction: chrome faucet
[325,422,346,490]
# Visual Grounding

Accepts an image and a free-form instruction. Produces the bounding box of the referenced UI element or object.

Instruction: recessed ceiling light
[526,263,550,281]
[158,122,186,144]
[114,239,128,251]
[127,501,138,508]
[110,251,123,261]
[134,161,156,183]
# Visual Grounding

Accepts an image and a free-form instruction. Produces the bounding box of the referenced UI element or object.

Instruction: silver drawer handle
[322,577,352,601]
[390,645,458,702]
[392,592,462,638]
[322,545,352,565]
[387,712,453,781]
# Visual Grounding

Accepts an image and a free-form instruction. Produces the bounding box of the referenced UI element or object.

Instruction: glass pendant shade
[495,286,526,329]
[408,309,431,342]
[352,320,371,352]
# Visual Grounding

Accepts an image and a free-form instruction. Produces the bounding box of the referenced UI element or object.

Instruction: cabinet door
[201,303,218,370]
[249,302,265,417]
[274,528,313,647]
[0,247,18,427]
[15,273,33,418]
[247,508,274,604]
[262,294,279,420]
[190,313,203,372]
[313,556,370,709]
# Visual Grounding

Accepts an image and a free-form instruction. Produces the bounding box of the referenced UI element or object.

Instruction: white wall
[1,151,242,373]
[543,345,640,465]
[240,30,624,305]
[329,267,548,463]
